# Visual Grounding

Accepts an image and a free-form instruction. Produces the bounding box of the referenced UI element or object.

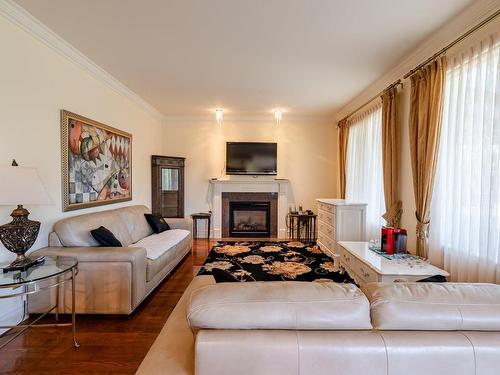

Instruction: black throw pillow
[211,268,239,283]
[417,275,447,283]
[144,213,171,234]
[90,226,122,247]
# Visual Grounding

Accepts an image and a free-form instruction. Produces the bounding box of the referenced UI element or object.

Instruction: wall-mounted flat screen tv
[226,142,277,175]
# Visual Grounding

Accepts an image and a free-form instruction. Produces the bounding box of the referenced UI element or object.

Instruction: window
[345,103,385,240]
[430,32,500,283]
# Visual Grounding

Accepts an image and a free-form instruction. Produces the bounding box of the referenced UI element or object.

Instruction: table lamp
[0,160,51,272]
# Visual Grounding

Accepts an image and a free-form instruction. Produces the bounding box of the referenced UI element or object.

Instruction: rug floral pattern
[198,241,354,283]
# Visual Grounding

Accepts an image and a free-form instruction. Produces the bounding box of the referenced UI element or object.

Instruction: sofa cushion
[132,229,190,260]
[362,282,500,331]
[145,239,190,281]
[54,209,133,247]
[187,281,372,330]
[131,229,191,281]
[115,205,153,243]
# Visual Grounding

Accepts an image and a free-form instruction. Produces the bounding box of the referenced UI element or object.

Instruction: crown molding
[335,0,500,121]
[0,0,164,121]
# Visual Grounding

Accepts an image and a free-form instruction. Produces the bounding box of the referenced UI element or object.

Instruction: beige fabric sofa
[137,278,500,375]
[30,205,192,314]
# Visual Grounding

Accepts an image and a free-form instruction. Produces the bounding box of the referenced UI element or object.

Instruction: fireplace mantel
[208,178,290,238]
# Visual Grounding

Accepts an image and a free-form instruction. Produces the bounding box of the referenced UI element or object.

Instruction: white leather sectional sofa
[137,277,500,375]
[30,205,192,314]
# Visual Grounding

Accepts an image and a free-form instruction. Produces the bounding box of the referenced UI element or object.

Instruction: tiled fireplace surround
[209,179,290,238]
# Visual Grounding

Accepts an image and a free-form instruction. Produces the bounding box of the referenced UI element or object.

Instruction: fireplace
[229,202,271,237]
[221,192,278,238]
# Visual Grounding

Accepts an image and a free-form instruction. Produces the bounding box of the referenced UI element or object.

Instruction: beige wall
[0,15,162,324]
[161,117,338,217]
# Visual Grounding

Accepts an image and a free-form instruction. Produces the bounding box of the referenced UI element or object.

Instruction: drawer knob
[360,267,370,278]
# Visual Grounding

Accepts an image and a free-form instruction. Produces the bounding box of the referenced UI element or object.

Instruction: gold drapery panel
[381,86,402,227]
[338,119,349,199]
[408,56,447,258]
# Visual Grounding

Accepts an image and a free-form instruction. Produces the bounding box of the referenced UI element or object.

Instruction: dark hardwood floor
[0,239,215,375]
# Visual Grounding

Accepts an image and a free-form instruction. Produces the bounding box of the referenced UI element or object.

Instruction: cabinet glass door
[161,168,179,217]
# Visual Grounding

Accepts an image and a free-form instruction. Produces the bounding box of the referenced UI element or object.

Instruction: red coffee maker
[394,228,407,254]
[381,227,395,254]
[381,227,407,255]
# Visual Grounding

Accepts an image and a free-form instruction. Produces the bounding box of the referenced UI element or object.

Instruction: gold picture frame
[61,110,132,211]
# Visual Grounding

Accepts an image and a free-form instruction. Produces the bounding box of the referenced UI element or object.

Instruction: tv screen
[226,142,277,175]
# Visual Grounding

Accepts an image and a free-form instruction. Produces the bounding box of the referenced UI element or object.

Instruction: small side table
[288,213,317,242]
[191,212,211,239]
[0,255,79,349]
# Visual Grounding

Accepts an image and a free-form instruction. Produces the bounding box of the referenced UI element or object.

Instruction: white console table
[337,241,449,286]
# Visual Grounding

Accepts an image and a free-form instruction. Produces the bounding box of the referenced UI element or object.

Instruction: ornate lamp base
[2,254,45,273]
[0,205,41,272]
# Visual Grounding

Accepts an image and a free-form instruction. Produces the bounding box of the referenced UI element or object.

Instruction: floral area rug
[197,241,355,283]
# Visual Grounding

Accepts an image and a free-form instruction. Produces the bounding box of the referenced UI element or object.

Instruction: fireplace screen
[229,202,271,237]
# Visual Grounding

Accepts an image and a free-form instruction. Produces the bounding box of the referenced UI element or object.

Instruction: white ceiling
[15,0,474,118]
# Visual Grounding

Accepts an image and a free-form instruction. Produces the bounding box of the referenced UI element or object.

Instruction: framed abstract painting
[61,110,132,211]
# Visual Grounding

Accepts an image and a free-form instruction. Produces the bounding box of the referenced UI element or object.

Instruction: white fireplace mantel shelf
[208,178,291,238]
[209,178,289,184]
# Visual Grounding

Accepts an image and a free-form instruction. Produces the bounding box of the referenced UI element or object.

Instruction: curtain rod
[338,79,402,125]
[403,7,500,79]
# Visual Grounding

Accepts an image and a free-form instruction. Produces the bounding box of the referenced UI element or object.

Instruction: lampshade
[0,165,51,206]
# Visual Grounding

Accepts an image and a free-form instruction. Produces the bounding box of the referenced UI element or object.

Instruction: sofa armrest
[31,246,147,311]
[166,217,193,233]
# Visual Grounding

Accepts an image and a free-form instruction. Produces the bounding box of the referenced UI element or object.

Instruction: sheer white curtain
[345,103,385,240]
[429,32,500,283]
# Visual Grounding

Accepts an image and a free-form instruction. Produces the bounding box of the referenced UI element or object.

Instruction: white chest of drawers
[316,199,366,258]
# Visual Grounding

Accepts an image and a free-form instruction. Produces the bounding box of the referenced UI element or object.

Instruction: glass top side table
[0,256,79,349]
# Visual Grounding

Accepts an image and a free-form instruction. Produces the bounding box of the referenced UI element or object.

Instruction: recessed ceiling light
[274,110,282,125]
[215,109,223,125]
